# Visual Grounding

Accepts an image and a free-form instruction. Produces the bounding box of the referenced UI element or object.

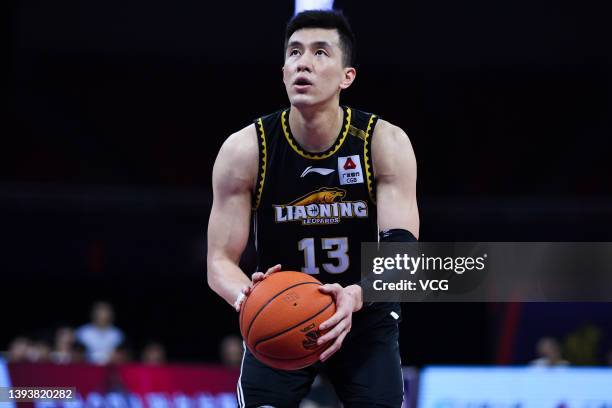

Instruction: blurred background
[3,0,612,406]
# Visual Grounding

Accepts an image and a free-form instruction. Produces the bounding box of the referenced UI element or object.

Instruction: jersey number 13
[297,237,349,275]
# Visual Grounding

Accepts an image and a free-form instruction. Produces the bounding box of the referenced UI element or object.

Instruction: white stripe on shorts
[237,341,247,407]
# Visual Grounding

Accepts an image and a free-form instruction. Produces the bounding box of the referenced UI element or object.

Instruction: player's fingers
[319,308,348,331]
[318,283,341,295]
[319,313,341,331]
[264,263,282,276]
[317,319,346,345]
[251,272,265,283]
[320,330,348,362]
[234,289,248,312]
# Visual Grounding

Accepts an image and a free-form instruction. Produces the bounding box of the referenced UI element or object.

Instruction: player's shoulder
[216,106,287,169]
[373,118,409,143]
[371,118,416,174]
[213,123,259,192]
[218,123,258,164]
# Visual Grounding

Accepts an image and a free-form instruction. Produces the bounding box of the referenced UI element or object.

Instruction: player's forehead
[287,28,341,49]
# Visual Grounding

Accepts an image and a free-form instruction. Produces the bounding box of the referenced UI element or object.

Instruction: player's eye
[315,49,328,56]
[289,49,301,56]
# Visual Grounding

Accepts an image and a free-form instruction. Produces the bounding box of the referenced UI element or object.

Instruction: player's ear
[339,67,356,90]
[281,65,288,86]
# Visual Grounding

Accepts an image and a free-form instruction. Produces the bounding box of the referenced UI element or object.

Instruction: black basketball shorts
[236,303,404,408]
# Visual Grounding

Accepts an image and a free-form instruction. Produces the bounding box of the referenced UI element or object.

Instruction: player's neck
[289,103,343,153]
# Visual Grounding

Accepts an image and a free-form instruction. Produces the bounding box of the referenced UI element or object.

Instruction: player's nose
[296,54,313,72]
[297,63,311,73]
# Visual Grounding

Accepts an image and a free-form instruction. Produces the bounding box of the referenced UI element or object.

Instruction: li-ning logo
[300,166,335,177]
[273,187,368,225]
[302,329,322,350]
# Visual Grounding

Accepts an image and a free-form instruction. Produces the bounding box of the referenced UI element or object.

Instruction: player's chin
[288,92,318,107]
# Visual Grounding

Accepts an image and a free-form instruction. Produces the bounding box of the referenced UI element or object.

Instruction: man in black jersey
[207,10,419,408]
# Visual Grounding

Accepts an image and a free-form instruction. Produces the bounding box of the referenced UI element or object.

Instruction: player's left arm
[371,119,419,236]
[316,120,419,362]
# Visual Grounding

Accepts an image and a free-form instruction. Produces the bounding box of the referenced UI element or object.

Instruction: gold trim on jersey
[363,114,377,204]
[348,125,366,141]
[252,118,267,210]
[281,107,352,160]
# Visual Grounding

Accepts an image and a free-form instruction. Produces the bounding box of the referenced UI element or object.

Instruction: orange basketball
[239,271,336,370]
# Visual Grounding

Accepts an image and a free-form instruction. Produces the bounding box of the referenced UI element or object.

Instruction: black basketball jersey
[252,106,380,288]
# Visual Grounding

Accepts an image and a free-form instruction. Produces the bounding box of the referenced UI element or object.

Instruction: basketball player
[207,10,419,408]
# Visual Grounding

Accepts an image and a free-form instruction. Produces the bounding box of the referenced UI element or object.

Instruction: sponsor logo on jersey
[343,157,357,170]
[338,155,364,185]
[273,187,368,225]
[300,166,335,177]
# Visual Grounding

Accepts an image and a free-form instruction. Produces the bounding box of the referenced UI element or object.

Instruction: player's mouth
[293,77,313,92]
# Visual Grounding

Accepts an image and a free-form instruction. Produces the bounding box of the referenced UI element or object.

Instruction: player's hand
[234,264,282,312]
[316,284,363,362]
[249,263,282,290]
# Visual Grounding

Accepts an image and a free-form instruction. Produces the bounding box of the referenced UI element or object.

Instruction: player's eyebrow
[287,41,303,49]
[309,41,333,50]
[287,40,334,50]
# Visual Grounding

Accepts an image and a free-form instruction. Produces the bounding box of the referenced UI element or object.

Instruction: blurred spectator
[141,341,166,365]
[219,335,243,368]
[71,342,87,363]
[50,327,75,364]
[108,341,133,364]
[7,337,30,362]
[27,339,51,362]
[530,337,569,367]
[7,336,52,363]
[75,301,125,364]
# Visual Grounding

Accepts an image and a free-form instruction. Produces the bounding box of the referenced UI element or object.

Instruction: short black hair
[285,10,355,67]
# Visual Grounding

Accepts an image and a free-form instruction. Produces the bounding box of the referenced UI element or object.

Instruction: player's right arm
[207,125,259,309]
